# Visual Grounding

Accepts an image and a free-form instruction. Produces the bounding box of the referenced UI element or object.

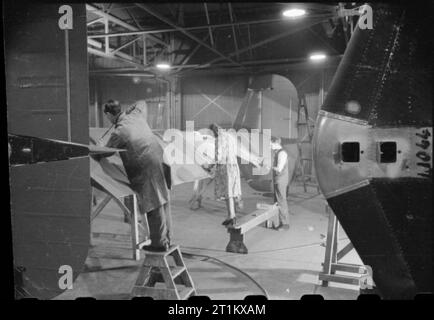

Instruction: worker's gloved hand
[258,157,271,172]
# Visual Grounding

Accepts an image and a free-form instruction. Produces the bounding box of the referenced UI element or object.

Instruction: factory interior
[5,2,432,301]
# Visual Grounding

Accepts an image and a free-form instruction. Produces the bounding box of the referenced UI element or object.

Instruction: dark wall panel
[5,2,90,299]
[93,76,169,130]
[5,2,89,144]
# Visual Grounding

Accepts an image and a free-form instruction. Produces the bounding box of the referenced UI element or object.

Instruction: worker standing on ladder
[271,137,290,231]
[102,99,172,252]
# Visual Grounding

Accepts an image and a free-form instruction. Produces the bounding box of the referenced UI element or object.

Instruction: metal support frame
[209,18,326,65]
[86,3,169,72]
[228,3,239,60]
[319,207,373,288]
[111,36,141,54]
[177,34,210,68]
[87,17,103,26]
[87,14,334,39]
[178,18,329,76]
[134,3,244,68]
[295,94,320,193]
[87,4,338,75]
[246,24,253,59]
[203,3,215,47]
[91,191,150,261]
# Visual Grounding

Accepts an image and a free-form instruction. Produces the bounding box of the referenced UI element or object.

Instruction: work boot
[222,217,237,226]
[226,240,248,254]
[142,242,170,252]
[274,223,290,231]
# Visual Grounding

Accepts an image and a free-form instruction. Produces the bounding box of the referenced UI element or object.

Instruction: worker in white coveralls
[103,99,172,252]
[209,123,264,227]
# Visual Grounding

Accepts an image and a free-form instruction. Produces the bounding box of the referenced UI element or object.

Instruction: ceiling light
[156,63,171,70]
[309,53,327,61]
[282,8,306,18]
[132,76,141,84]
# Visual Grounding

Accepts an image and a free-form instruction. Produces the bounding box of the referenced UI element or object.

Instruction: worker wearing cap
[103,99,172,252]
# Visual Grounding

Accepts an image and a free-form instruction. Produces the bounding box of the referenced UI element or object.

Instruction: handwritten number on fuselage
[415,129,432,179]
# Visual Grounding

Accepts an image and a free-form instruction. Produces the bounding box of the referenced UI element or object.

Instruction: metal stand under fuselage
[226,203,279,254]
[319,206,374,290]
[91,189,150,260]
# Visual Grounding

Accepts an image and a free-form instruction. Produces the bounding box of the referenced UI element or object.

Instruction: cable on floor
[180,250,270,299]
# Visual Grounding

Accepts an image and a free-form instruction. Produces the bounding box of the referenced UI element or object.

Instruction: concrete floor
[56,179,364,300]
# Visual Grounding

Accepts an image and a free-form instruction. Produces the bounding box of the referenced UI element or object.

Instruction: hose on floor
[180,249,270,299]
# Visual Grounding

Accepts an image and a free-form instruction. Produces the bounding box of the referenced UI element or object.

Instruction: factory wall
[89,76,170,130]
[89,67,336,135]
[180,68,336,131]
[5,3,89,144]
[180,75,248,130]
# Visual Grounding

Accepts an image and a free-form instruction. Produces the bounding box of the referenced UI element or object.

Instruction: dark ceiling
[87,2,355,77]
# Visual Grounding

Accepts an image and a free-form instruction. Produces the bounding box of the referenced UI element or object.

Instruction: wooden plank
[318,273,366,286]
[130,194,141,260]
[331,263,367,274]
[91,194,111,220]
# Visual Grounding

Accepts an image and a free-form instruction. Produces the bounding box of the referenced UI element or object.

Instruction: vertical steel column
[143,35,147,65]
[204,3,214,47]
[64,29,71,141]
[258,90,263,132]
[319,69,325,105]
[94,81,99,127]
[104,17,109,54]
[228,3,239,60]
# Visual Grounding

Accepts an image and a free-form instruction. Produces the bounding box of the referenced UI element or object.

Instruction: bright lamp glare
[156,63,171,70]
[282,8,306,18]
[309,53,327,61]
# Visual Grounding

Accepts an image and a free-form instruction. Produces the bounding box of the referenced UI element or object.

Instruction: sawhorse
[91,190,150,260]
[318,206,373,288]
[226,203,279,254]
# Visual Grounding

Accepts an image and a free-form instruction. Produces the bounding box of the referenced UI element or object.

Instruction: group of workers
[100,99,291,252]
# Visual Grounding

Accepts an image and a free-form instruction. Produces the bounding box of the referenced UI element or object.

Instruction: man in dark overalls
[271,137,290,230]
[103,100,172,251]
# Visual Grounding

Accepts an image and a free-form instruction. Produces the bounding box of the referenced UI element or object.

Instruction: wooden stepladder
[131,245,196,300]
[319,206,373,289]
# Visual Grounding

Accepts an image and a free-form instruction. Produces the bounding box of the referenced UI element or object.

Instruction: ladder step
[132,286,178,299]
[170,266,186,280]
[142,245,179,256]
[179,287,195,300]
[132,245,196,300]
[132,285,194,300]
